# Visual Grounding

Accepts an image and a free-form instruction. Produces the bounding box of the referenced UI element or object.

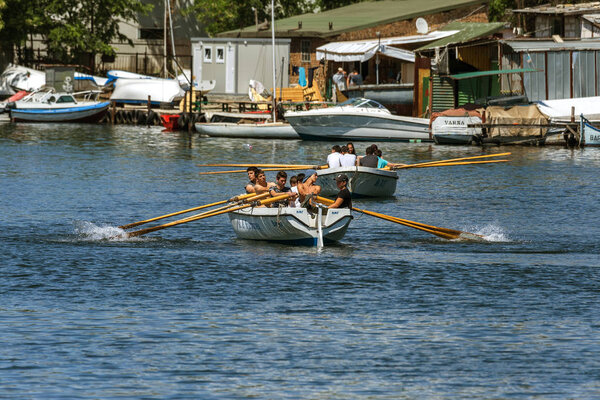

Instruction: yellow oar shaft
[175,192,270,223]
[315,196,477,240]
[395,152,511,169]
[119,193,256,229]
[199,166,312,175]
[407,159,509,169]
[126,193,287,238]
[198,163,318,168]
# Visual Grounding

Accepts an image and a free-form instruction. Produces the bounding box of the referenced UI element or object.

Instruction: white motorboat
[195,122,299,139]
[285,98,431,142]
[8,88,109,123]
[110,77,185,106]
[431,113,482,145]
[228,206,353,245]
[317,166,398,197]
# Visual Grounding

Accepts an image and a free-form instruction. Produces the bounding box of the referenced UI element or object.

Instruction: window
[216,46,224,63]
[301,40,311,63]
[204,46,212,63]
[139,28,163,40]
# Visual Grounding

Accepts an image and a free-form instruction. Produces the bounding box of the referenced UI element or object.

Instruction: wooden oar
[199,166,315,175]
[119,193,257,229]
[401,159,510,169]
[316,196,482,241]
[198,163,321,168]
[126,193,290,238]
[394,152,511,169]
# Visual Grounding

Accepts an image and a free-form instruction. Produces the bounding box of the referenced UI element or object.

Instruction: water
[1,123,599,399]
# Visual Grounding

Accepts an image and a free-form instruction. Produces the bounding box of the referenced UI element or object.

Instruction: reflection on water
[1,123,600,398]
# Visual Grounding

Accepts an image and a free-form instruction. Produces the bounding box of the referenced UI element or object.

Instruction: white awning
[316,30,459,63]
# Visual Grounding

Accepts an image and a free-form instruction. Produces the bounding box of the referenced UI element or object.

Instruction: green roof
[449,68,539,80]
[217,0,489,38]
[415,21,505,51]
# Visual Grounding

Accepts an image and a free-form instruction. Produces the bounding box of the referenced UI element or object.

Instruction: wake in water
[463,223,510,242]
[73,220,132,241]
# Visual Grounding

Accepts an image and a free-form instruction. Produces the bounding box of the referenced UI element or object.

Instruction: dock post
[111,101,116,125]
[188,90,193,133]
[147,95,151,127]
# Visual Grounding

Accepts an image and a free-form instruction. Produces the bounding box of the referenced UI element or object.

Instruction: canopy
[316,30,458,63]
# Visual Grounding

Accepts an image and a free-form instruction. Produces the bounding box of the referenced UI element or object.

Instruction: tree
[188,0,316,36]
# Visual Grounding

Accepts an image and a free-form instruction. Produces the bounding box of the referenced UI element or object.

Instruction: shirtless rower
[253,169,276,194]
[297,169,321,208]
[268,171,297,206]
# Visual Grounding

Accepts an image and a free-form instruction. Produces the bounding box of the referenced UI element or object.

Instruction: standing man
[347,69,363,88]
[327,145,342,168]
[332,67,347,93]
[328,174,352,209]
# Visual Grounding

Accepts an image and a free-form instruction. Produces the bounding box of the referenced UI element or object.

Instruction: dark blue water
[1,123,599,399]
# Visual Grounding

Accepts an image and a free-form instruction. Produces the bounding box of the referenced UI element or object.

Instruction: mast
[271,0,277,122]
[163,0,168,78]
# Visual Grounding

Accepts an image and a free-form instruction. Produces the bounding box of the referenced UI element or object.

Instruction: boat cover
[485,104,548,137]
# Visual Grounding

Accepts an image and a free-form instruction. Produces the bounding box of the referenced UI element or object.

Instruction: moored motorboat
[195,122,300,139]
[8,88,109,123]
[228,206,352,245]
[317,166,398,197]
[285,98,431,142]
[110,78,184,106]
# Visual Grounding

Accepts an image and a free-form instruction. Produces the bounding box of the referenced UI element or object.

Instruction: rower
[358,145,378,168]
[339,145,356,167]
[375,149,407,169]
[297,170,321,209]
[253,169,275,194]
[245,166,259,193]
[328,173,352,209]
[269,171,296,206]
[327,145,342,168]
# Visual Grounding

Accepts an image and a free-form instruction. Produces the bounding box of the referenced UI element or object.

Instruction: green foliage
[188,0,316,36]
[316,0,362,12]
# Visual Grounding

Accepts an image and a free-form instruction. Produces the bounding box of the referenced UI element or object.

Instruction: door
[193,44,203,89]
[225,43,236,93]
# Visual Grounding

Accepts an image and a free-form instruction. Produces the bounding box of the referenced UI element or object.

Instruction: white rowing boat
[580,115,600,146]
[228,206,352,245]
[316,166,398,197]
[195,122,300,139]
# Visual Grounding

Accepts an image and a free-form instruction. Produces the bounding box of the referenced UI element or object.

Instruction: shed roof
[502,39,600,52]
[415,21,505,51]
[512,2,600,15]
[217,0,489,38]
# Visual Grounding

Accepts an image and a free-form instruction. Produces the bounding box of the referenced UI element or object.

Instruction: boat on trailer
[316,166,398,197]
[228,206,353,245]
[8,88,109,123]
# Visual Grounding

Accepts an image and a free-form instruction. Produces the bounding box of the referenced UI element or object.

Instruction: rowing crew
[327,143,406,169]
[244,167,351,209]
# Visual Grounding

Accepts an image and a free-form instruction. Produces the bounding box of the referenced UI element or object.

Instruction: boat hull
[581,117,600,146]
[286,113,431,142]
[317,166,398,197]
[110,78,184,105]
[195,122,300,139]
[229,207,352,245]
[10,102,110,123]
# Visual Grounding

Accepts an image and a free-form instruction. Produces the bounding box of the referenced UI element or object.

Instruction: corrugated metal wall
[522,52,546,101]
[573,51,595,98]
[501,48,523,95]
[432,74,455,112]
[547,52,570,100]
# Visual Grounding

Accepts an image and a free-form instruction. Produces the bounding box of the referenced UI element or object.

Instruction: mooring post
[111,101,116,125]
[147,95,151,127]
[188,90,193,133]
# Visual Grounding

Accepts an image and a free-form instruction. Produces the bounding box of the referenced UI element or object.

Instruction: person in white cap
[328,173,352,209]
[332,67,347,92]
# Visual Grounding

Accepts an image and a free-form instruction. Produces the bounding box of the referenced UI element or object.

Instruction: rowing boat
[228,206,353,245]
[316,166,398,197]
[580,115,600,146]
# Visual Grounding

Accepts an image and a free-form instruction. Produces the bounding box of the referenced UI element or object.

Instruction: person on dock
[358,145,379,168]
[297,170,321,209]
[328,174,352,209]
[327,145,342,168]
[347,69,363,88]
[332,67,347,93]
[339,145,357,167]
[245,166,259,193]
[269,171,296,206]
[253,169,276,194]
